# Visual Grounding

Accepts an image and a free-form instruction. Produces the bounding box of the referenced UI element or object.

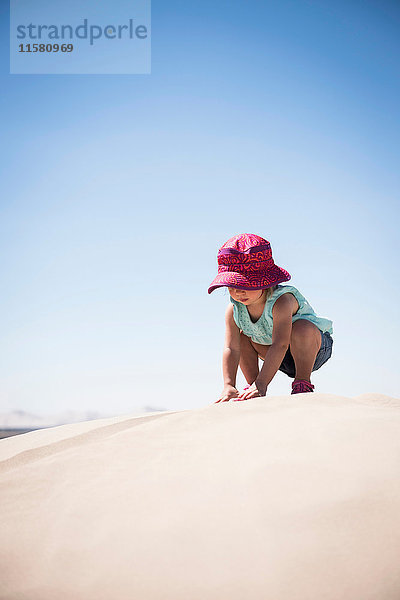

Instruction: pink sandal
[291,379,315,394]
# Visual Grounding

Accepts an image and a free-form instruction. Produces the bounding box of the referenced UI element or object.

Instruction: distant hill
[0,406,168,430]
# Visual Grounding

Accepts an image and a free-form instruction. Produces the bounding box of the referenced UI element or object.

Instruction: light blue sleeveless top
[230,285,333,345]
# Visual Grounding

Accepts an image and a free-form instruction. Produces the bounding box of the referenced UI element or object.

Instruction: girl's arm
[256,294,294,393]
[237,294,294,399]
[215,304,241,402]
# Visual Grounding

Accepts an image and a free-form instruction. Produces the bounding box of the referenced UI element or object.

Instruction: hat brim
[208,266,291,294]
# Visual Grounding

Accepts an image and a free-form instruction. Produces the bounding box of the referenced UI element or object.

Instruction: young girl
[208,233,333,402]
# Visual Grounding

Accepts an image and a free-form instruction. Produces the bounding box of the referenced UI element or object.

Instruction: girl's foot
[291,379,315,394]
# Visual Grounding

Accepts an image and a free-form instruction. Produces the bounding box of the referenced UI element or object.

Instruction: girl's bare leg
[289,319,321,382]
[239,332,269,385]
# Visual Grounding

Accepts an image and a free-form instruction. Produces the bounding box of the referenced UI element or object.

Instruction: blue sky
[0,0,399,416]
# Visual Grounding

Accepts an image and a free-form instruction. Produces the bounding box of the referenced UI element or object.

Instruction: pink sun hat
[208,233,291,294]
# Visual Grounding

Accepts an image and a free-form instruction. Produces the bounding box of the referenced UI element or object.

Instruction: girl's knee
[240,331,251,345]
[239,331,256,354]
[292,319,319,334]
[240,332,267,358]
[291,320,321,345]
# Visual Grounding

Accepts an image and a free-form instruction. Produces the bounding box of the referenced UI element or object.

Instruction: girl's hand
[235,381,267,401]
[215,384,239,403]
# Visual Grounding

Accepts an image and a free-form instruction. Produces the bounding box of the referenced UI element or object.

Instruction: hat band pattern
[216,273,281,288]
[217,254,274,267]
[218,243,271,255]
[218,264,273,275]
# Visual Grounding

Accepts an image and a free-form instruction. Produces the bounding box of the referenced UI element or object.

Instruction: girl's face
[228,287,265,305]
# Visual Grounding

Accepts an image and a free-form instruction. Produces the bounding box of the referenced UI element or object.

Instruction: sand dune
[1,393,400,600]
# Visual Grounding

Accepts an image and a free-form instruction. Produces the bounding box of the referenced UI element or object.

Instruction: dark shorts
[278,329,333,379]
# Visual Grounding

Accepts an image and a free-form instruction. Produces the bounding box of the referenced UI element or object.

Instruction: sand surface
[1,393,400,600]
